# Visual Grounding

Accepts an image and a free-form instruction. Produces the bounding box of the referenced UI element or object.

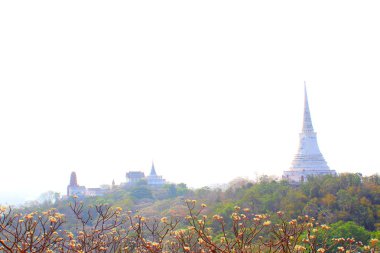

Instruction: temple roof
[150,161,157,176]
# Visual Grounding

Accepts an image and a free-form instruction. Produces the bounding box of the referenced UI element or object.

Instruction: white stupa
[283,83,336,182]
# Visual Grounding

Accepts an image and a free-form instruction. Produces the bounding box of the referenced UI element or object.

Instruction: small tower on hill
[67,171,86,196]
[69,171,78,187]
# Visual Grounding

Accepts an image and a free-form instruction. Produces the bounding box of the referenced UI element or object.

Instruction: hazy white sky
[1,1,380,204]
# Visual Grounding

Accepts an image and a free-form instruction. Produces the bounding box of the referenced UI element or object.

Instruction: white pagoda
[146,162,165,186]
[283,84,336,182]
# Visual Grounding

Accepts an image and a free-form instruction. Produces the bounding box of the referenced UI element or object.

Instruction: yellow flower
[213,214,223,221]
[54,213,64,219]
[294,245,306,252]
[263,220,271,226]
[25,213,34,220]
[49,216,57,223]
[321,224,331,230]
[370,238,379,246]
[231,213,241,221]
[66,231,74,239]
[337,246,345,252]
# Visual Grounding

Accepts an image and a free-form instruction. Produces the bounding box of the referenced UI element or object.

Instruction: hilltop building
[126,171,145,184]
[283,84,336,182]
[67,172,86,197]
[66,162,166,198]
[146,162,166,186]
[66,171,109,197]
[125,162,166,187]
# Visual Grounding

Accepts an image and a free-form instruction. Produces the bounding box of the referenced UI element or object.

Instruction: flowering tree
[0,200,379,253]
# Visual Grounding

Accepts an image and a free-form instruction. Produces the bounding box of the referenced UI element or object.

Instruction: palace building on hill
[125,162,166,187]
[283,84,337,183]
[126,171,145,184]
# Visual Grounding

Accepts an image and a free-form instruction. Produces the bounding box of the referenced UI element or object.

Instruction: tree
[130,186,153,200]
[321,193,336,209]
[38,191,60,205]
[167,184,177,198]
[329,221,371,245]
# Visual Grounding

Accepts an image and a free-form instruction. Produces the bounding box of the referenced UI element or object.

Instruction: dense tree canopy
[15,173,380,247]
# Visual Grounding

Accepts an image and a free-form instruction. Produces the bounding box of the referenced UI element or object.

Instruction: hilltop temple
[126,162,166,186]
[66,162,166,197]
[67,172,109,197]
[67,172,86,197]
[283,84,336,182]
[146,162,166,186]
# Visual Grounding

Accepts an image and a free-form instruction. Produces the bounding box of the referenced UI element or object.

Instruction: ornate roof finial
[302,82,315,134]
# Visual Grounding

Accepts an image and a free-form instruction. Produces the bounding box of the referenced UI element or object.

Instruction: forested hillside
[2,173,378,252]
[25,173,380,231]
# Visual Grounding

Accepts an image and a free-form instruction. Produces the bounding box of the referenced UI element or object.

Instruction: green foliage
[130,186,153,200]
[329,221,371,244]
[15,173,380,240]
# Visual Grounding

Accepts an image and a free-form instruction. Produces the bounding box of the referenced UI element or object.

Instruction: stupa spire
[283,83,336,183]
[302,82,314,134]
[150,161,157,176]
